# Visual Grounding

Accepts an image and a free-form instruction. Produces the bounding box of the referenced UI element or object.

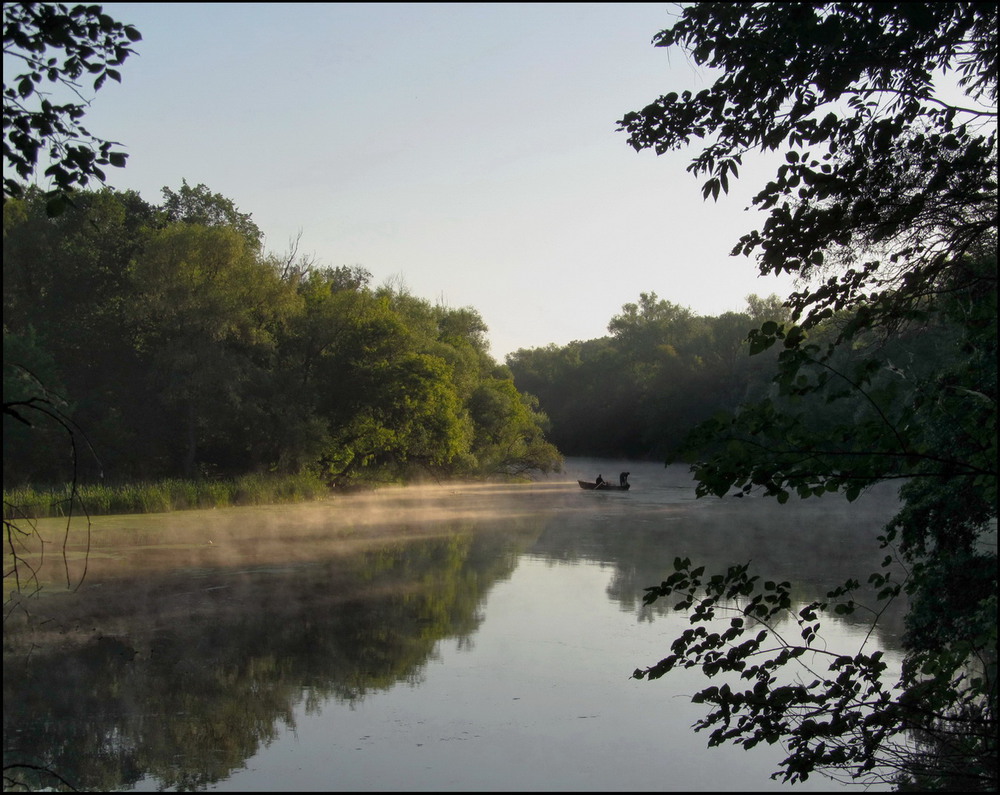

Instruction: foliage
[467,377,562,476]
[3,471,331,519]
[3,6,142,598]
[682,268,995,509]
[635,273,998,786]
[2,328,78,485]
[2,2,141,214]
[619,2,997,788]
[634,555,996,789]
[618,2,996,333]
[160,179,264,250]
[506,293,787,458]
[3,185,561,491]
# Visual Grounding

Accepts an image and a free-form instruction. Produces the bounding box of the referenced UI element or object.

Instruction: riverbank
[3,472,340,519]
[2,468,537,520]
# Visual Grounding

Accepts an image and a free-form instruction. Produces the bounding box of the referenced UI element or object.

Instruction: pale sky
[44,3,798,359]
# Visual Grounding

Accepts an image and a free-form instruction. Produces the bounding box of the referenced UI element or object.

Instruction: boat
[578,479,630,491]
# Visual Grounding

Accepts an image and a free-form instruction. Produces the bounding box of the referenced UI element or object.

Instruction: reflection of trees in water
[531,486,908,648]
[3,523,534,792]
[4,483,909,791]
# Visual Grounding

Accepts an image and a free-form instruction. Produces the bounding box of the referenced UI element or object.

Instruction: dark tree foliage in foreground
[619,3,996,788]
[3,2,141,215]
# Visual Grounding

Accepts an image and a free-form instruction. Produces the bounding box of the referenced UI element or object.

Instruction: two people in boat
[594,472,630,488]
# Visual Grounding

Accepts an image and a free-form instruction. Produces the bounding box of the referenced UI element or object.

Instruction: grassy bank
[3,472,334,520]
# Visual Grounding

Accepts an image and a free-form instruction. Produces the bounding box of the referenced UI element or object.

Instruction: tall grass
[3,472,331,519]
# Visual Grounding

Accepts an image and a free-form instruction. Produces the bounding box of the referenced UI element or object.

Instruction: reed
[3,472,332,519]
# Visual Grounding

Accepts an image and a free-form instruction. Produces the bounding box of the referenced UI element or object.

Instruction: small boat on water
[578,480,630,491]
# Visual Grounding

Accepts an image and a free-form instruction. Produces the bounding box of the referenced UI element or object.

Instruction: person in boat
[619,471,630,487]
[595,474,605,488]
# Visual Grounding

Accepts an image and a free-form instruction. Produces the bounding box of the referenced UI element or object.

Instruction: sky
[33,3,799,359]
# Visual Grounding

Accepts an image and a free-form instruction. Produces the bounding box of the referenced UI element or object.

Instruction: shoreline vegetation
[2,468,539,520]
[3,472,356,520]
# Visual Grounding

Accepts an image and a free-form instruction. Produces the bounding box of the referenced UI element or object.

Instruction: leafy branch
[633,556,928,785]
[3,2,141,213]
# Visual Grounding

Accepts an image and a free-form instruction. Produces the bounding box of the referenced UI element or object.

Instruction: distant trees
[506,291,787,458]
[3,185,562,487]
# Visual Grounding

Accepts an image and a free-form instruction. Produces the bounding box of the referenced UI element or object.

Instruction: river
[3,458,905,791]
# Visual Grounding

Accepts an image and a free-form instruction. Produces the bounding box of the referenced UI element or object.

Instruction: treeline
[3,183,562,488]
[505,291,790,459]
[505,287,980,465]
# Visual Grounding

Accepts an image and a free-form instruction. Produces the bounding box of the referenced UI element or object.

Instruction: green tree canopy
[4,185,562,486]
[160,180,264,250]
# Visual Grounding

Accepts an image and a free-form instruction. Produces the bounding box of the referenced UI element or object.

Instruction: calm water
[3,458,905,792]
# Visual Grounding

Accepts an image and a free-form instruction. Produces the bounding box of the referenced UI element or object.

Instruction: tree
[161,180,264,250]
[4,183,562,488]
[466,376,562,476]
[620,3,996,787]
[619,2,995,331]
[351,351,471,472]
[507,336,647,457]
[3,2,141,214]
[506,295,788,460]
[131,222,295,477]
[3,187,159,482]
[608,292,700,359]
[2,327,76,487]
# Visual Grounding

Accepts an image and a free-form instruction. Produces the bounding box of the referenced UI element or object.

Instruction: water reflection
[5,509,538,791]
[538,459,907,642]
[4,461,905,791]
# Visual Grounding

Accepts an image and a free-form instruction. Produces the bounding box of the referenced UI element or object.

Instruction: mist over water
[4,458,904,791]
